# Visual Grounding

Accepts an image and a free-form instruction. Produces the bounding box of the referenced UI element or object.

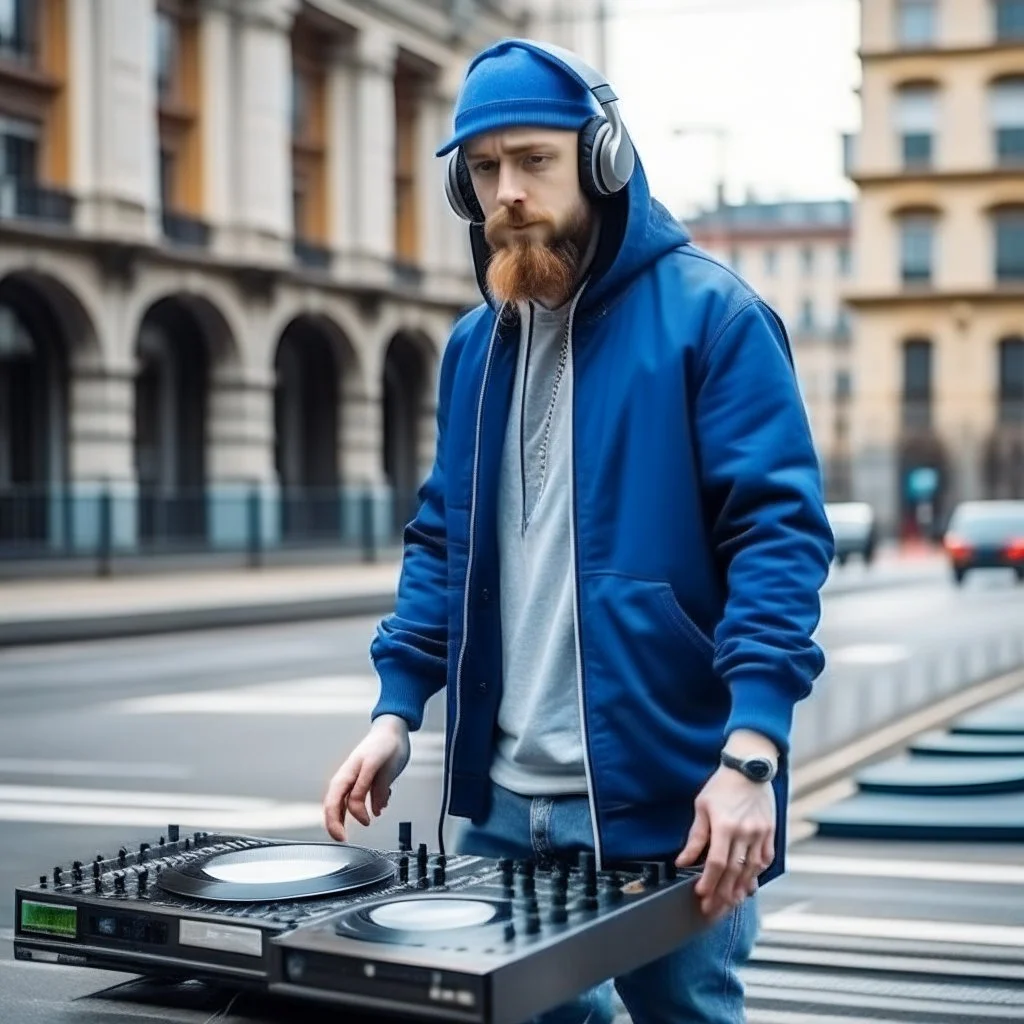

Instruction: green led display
[20,900,77,939]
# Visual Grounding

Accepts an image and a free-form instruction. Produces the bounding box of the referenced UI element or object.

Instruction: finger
[695,820,731,901]
[370,778,392,818]
[347,759,380,828]
[713,839,749,911]
[759,829,775,871]
[323,762,359,841]
[676,807,711,867]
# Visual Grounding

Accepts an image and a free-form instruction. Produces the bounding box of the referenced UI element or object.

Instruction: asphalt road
[1,562,1023,935]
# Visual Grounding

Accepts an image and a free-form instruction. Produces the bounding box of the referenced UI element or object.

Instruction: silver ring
[736,855,747,866]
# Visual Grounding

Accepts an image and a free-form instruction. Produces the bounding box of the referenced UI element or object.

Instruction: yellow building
[847,0,1024,538]
[688,200,855,501]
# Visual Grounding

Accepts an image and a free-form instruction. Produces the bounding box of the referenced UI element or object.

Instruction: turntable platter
[368,899,498,931]
[157,842,395,903]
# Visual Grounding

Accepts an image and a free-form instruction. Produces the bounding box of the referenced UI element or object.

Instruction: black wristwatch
[720,750,777,783]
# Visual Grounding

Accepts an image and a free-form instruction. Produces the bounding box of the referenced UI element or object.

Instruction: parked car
[943,500,1024,585]
[825,501,878,566]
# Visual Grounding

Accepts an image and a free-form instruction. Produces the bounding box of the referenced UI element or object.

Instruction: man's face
[464,128,592,305]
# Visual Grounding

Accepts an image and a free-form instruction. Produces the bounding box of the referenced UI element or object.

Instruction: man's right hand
[323,714,411,842]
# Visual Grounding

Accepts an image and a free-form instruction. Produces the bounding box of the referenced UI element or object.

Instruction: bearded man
[324,38,834,1024]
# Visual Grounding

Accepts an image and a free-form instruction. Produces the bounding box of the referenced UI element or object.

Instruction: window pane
[901,216,934,282]
[902,132,933,167]
[903,340,932,399]
[997,128,1024,164]
[898,0,936,46]
[156,12,178,102]
[0,0,34,62]
[996,210,1024,281]
[895,85,937,132]
[995,0,1024,40]
[999,337,1024,423]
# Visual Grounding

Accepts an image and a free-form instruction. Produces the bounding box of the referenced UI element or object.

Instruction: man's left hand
[674,764,776,919]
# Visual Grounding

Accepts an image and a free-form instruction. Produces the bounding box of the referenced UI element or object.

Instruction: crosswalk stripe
[786,853,1024,886]
[108,675,379,716]
[761,908,1024,949]
[0,758,191,780]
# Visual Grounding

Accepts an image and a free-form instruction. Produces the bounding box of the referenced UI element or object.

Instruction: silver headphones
[444,39,636,224]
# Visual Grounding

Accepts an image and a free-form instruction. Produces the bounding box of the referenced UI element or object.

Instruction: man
[324,38,833,1024]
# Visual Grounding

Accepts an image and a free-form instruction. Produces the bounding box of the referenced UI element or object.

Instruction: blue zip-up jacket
[370,156,834,880]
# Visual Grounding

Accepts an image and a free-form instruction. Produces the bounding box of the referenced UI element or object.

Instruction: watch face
[746,758,773,782]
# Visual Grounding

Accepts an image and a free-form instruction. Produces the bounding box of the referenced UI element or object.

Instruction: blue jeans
[455,783,758,1024]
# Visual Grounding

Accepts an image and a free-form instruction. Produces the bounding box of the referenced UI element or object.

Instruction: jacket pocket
[656,584,715,666]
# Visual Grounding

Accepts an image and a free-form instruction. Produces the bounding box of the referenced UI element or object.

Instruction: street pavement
[1,564,1023,1022]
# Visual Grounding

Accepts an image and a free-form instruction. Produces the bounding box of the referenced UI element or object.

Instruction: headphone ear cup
[445,150,485,223]
[577,115,607,199]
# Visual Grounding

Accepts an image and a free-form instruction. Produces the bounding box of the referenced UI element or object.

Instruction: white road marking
[761,908,1024,948]
[785,853,1024,886]
[109,675,379,716]
[827,643,910,665]
[0,759,192,780]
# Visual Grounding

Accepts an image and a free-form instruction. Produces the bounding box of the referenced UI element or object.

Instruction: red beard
[484,203,590,306]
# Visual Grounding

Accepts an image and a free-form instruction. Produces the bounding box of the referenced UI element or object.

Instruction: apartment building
[0,0,542,560]
[688,199,856,500]
[847,0,1024,537]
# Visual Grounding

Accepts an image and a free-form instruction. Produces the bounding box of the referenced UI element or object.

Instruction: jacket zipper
[519,305,534,534]
[565,289,604,869]
[440,315,502,830]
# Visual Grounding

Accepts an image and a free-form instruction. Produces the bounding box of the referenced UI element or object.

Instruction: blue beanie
[435,39,598,157]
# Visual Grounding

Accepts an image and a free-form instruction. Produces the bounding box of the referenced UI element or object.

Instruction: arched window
[993,205,1024,282]
[894,82,939,168]
[989,77,1024,166]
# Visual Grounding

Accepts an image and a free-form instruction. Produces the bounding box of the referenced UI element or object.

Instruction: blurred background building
[688,198,855,503]
[846,0,1024,539]
[0,0,594,564]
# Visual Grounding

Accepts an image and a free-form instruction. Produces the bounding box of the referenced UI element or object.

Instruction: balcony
[161,210,210,248]
[0,179,74,225]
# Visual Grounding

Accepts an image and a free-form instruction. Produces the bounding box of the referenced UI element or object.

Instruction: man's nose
[495,164,526,207]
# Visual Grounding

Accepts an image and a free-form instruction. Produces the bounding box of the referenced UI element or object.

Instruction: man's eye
[472,161,495,174]
[526,155,549,166]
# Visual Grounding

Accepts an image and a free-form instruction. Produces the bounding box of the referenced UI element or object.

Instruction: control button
[137,869,148,893]
[503,922,515,942]
[398,822,412,851]
[481,587,490,603]
[118,848,127,868]
[398,856,409,883]
[138,844,150,862]
[525,910,540,935]
[72,861,83,884]
[168,825,180,842]
[38,875,47,889]
[53,866,62,886]
[433,864,446,887]
[114,872,125,894]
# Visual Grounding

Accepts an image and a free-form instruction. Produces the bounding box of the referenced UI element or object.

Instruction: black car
[943,500,1024,585]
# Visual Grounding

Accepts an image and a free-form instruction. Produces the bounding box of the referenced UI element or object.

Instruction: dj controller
[13,822,704,1024]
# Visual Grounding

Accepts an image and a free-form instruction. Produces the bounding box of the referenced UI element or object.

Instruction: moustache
[484,206,556,246]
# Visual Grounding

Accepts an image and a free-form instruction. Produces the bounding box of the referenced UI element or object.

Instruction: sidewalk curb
[0,565,944,648]
[0,592,398,647]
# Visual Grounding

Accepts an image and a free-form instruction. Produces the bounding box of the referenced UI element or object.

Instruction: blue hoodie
[369,155,834,880]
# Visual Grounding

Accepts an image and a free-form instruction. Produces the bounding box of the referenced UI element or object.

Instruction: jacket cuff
[723,673,798,762]
[369,660,433,732]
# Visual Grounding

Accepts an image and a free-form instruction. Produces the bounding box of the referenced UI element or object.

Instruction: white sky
[594,0,862,216]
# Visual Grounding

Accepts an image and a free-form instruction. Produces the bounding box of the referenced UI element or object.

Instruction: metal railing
[0,483,423,575]
[0,180,75,225]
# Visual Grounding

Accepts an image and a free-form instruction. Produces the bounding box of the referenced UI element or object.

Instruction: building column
[338,26,397,288]
[202,0,296,264]
[67,0,159,242]
[206,367,281,549]
[326,46,357,262]
[66,361,139,552]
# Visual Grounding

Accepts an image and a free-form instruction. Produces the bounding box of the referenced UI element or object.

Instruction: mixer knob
[39,875,47,888]
[53,866,63,886]
[114,872,125,894]
[518,860,535,878]
[137,869,148,893]
[503,922,516,942]
[525,910,541,935]
[642,864,660,887]
[194,832,202,844]
[168,825,180,842]
[158,836,165,846]
[432,865,445,887]
[93,857,102,878]
[118,848,127,868]
[549,904,568,925]
[138,843,149,862]
[72,861,83,884]
[398,822,412,851]
[184,838,191,851]
[94,877,102,894]
[520,875,535,898]
[398,856,409,883]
